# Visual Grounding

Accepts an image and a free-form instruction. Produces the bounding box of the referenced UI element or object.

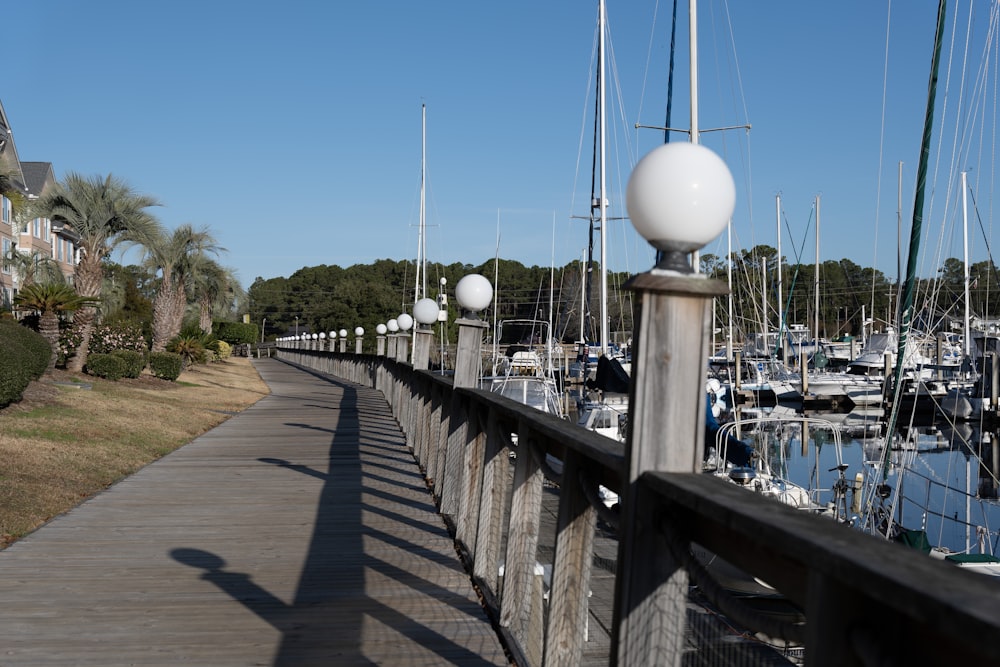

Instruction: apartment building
[0,99,77,309]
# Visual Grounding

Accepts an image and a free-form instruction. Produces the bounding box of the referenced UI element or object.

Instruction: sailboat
[854,0,1000,576]
[482,318,565,418]
[573,0,631,442]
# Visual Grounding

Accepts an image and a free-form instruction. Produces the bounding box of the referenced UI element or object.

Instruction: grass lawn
[0,357,269,548]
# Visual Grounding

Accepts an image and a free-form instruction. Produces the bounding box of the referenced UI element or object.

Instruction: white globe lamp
[319,332,326,339]
[455,274,493,318]
[397,313,414,332]
[376,323,388,335]
[329,330,337,340]
[387,319,399,333]
[339,329,348,338]
[413,298,439,327]
[354,326,364,337]
[626,142,735,273]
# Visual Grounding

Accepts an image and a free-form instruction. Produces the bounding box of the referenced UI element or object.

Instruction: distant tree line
[249,248,1000,348]
[701,245,1000,341]
[247,258,635,345]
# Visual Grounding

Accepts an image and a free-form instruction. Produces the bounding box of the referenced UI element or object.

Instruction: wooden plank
[0,359,509,666]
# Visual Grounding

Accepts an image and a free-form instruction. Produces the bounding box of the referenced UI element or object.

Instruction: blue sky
[3,1,991,289]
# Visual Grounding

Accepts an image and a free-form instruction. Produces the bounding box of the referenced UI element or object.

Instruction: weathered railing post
[612,142,735,666]
[441,276,493,543]
[376,324,387,356]
[386,319,399,359]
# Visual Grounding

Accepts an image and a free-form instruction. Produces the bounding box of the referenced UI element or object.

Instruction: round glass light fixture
[413,298,439,326]
[455,274,493,316]
[329,330,337,339]
[339,329,348,338]
[376,323,388,335]
[354,326,364,337]
[626,142,735,272]
[312,333,318,340]
[397,313,414,331]
[387,319,399,333]
[319,332,326,339]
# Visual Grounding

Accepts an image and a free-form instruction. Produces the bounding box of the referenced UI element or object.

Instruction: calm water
[724,406,1000,556]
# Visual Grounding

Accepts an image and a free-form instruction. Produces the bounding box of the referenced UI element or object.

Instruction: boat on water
[482,319,565,418]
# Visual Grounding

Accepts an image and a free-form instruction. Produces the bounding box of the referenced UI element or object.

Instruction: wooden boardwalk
[0,358,510,666]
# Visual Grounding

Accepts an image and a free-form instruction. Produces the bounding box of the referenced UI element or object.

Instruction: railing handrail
[277,345,1000,666]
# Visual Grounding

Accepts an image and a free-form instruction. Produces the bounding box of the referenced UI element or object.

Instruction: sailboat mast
[689,0,699,144]
[598,0,609,357]
[962,171,970,361]
[814,195,820,342]
[885,0,947,434]
[415,103,427,304]
[776,194,783,347]
[689,0,701,272]
[727,220,734,362]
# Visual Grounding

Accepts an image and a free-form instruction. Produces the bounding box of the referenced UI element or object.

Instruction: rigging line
[635,0,662,136]
[772,205,814,358]
[884,0,948,479]
[922,0,962,289]
[871,0,892,321]
[966,183,1000,288]
[929,0,975,295]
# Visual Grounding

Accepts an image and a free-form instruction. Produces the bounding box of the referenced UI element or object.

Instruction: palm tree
[14,283,99,372]
[191,260,242,334]
[2,249,64,287]
[35,173,161,372]
[141,224,222,351]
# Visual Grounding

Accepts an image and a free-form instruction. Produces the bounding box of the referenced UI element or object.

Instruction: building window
[1,238,10,273]
[44,219,50,243]
[33,218,40,238]
[1,197,9,224]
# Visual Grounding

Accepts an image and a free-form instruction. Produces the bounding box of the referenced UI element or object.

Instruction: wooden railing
[277,342,1000,667]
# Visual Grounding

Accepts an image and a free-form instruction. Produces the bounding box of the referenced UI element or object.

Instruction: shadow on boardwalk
[0,358,508,666]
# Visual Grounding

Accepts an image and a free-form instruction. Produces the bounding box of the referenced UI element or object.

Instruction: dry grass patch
[0,357,270,548]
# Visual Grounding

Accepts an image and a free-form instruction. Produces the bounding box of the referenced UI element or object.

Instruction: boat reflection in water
[717,404,1000,576]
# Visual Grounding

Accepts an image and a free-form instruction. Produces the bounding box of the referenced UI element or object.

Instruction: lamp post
[612,141,734,664]
[453,274,493,386]
[413,297,439,370]
[440,273,493,522]
[376,323,388,356]
[329,330,337,353]
[311,332,318,351]
[318,331,326,351]
[354,326,364,354]
[396,313,413,362]
[339,328,348,353]
[438,276,449,371]
[386,319,399,359]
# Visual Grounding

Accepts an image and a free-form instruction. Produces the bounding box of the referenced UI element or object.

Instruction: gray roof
[19,161,54,196]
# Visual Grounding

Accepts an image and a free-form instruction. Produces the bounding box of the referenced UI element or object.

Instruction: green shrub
[0,333,32,408]
[213,321,258,345]
[111,349,146,378]
[149,352,183,381]
[0,319,50,380]
[85,353,126,381]
[167,335,208,366]
[208,339,232,361]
